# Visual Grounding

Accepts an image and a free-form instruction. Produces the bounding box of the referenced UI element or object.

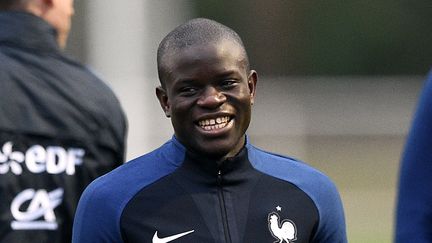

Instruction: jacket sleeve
[311,178,347,243]
[395,71,432,242]
[72,178,124,243]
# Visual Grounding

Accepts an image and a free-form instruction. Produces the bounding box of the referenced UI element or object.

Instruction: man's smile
[196,116,233,132]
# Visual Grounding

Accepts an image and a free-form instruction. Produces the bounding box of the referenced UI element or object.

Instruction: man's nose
[197,86,226,108]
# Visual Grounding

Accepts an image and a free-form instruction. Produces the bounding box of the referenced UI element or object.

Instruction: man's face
[157,39,257,159]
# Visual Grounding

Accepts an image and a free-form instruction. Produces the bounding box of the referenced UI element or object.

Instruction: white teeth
[198,116,230,130]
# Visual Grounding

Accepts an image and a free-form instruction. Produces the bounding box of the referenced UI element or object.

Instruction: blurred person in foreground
[73,18,346,243]
[0,0,127,242]
[395,70,432,242]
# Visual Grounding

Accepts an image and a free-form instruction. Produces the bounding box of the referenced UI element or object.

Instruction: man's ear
[248,70,258,105]
[40,0,54,11]
[42,0,54,6]
[155,86,171,117]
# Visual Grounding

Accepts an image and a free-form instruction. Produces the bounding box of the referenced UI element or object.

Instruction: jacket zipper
[217,169,232,243]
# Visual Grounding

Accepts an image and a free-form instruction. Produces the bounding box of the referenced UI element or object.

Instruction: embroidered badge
[268,206,297,243]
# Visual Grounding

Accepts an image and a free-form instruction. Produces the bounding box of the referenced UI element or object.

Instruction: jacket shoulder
[247,144,333,187]
[247,144,347,242]
[72,139,185,242]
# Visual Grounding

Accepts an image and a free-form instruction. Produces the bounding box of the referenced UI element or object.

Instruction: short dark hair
[157,18,249,87]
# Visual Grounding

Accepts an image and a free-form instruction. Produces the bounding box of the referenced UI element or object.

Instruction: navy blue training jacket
[395,70,432,242]
[73,137,346,243]
[0,11,127,243]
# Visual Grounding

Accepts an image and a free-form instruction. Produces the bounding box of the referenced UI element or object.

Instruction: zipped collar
[0,11,59,53]
[176,136,255,186]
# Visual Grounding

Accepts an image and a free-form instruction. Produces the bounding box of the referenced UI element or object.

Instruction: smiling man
[156,34,254,160]
[73,18,347,243]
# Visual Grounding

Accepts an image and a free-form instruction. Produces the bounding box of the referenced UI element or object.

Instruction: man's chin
[196,144,242,161]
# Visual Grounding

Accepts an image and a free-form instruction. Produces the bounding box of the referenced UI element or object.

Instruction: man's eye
[179,87,197,95]
[221,80,237,88]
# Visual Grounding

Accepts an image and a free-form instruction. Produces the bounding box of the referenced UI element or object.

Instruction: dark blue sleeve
[395,71,432,242]
[72,140,184,243]
[72,174,125,243]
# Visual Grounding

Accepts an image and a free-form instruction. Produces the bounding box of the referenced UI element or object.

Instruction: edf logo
[0,141,85,175]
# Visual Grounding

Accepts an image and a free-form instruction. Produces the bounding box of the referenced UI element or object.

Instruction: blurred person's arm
[395,70,432,242]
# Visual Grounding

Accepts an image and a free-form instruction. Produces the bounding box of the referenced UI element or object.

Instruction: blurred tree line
[193,0,432,76]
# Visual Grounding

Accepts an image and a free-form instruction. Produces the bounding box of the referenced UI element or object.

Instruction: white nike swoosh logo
[152,230,194,243]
